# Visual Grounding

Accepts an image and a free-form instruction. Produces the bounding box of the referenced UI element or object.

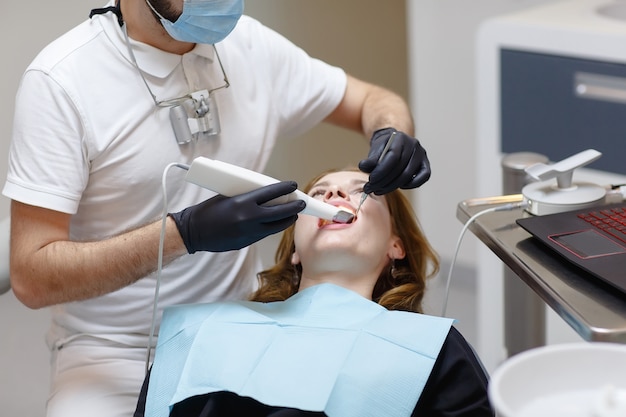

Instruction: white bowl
[489,343,626,417]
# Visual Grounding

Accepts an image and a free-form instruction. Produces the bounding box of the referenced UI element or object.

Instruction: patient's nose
[324,185,349,201]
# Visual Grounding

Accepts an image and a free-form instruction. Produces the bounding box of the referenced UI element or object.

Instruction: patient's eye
[309,187,326,198]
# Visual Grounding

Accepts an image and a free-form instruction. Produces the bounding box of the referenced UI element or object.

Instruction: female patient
[135,168,493,417]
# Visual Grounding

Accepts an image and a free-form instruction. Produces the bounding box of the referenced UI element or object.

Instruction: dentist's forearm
[360,84,414,137]
[11,216,187,309]
[326,74,415,137]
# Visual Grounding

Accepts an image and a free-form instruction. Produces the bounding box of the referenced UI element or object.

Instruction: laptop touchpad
[550,230,626,259]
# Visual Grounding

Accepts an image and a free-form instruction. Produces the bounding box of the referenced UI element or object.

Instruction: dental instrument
[184,157,355,224]
[355,131,397,215]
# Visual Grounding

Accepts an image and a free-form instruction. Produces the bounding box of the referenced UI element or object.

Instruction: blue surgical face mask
[146,0,244,44]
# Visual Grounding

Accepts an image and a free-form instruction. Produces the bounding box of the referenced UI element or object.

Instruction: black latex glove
[358,128,431,195]
[170,181,306,253]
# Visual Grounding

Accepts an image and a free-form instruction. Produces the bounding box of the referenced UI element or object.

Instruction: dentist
[4,1,430,416]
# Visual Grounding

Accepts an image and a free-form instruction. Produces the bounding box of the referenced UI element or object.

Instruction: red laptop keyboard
[578,206,626,245]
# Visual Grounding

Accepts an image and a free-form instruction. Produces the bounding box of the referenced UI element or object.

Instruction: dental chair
[0,217,10,294]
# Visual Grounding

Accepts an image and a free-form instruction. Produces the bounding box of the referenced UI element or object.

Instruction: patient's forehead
[313,171,368,186]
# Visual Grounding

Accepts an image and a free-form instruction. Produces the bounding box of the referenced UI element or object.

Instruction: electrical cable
[440,201,528,317]
[145,162,190,374]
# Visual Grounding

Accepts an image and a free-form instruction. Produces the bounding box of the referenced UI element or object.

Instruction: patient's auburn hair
[250,168,439,313]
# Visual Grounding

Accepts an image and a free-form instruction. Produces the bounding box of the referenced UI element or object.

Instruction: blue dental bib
[146,284,453,417]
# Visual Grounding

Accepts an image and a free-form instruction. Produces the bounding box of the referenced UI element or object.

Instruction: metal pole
[501,152,548,356]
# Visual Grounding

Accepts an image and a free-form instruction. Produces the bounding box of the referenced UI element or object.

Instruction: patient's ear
[388,236,405,260]
[291,250,300,265]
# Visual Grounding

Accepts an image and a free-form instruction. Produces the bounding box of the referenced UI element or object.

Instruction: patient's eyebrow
[311,179,367,188]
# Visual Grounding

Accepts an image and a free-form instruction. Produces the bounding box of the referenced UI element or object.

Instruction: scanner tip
[332,210,355,224]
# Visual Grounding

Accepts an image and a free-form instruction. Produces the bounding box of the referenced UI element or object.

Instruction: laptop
[516,202,626,295]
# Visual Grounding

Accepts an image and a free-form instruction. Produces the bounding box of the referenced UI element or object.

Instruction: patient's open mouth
[318,207,356,227]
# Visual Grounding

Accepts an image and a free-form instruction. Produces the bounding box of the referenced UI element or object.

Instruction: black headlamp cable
[89,2,124,27]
